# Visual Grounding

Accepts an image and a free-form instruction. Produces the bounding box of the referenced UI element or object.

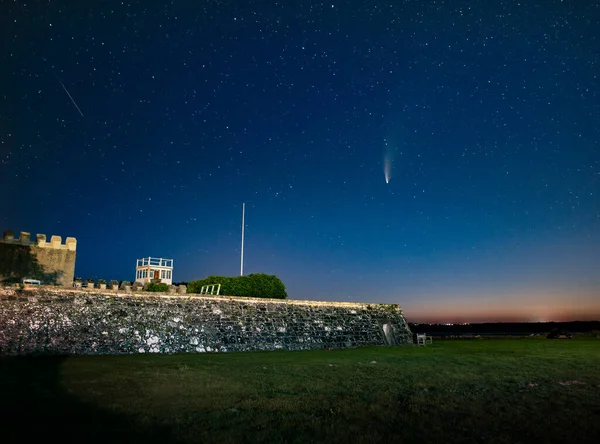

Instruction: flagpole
[240,202,245,276]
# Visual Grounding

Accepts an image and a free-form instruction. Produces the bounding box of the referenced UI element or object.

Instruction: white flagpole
[240,202,245,276]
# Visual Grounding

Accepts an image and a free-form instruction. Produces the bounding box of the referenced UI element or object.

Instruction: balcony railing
[136,257,173,268]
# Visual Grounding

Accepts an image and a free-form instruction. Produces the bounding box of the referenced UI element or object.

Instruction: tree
[188,273,287,299]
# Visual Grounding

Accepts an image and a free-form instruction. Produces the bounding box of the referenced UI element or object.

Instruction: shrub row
[188,273,287,299]
[145,282,169,292]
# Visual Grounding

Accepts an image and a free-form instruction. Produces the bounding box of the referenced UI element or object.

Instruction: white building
[135,257,173,285]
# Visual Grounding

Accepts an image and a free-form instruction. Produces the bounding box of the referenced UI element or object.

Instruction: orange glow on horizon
[401,291,600,323]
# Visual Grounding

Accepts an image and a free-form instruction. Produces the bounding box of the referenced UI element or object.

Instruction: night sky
[2,1,599,323]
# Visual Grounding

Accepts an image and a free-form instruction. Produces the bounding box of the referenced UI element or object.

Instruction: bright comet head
[384,157,392,184]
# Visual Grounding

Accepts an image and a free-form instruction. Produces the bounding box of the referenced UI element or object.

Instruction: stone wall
[0,287,413,355]
[0,230,77,287]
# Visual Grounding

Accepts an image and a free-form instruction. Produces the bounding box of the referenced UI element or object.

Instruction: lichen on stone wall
[0,287,413,356]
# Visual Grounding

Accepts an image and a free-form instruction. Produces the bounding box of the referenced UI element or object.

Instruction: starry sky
[2,1,599,323]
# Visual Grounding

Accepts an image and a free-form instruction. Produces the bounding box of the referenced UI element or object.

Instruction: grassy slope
[1,339,599,443]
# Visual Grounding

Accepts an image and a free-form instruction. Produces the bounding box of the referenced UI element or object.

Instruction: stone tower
[0,230,77,286]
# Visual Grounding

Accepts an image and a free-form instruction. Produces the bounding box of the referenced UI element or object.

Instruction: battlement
[0,229,77,287]
[1,230,76,251]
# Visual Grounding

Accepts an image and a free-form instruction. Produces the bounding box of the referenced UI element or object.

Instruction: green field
[1,339,599,443]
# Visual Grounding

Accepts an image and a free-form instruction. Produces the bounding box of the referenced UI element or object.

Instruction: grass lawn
[1,339,599,443]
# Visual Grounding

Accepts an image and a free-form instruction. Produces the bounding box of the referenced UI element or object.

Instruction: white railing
[416,333,433,346]
[200,284,221,295]
[136,257,173,268]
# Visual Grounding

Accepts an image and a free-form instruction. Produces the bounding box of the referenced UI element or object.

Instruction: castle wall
[0,231,76,287]
[0,287,413,355]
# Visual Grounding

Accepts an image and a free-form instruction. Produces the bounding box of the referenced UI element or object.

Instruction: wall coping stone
[0,285,405,311]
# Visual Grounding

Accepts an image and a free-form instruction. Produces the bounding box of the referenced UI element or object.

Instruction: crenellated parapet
[1,229,77,287]
[1,230,76,251]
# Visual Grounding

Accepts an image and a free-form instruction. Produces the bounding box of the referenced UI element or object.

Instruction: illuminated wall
[0,230,77,287]
[0,287,413,355]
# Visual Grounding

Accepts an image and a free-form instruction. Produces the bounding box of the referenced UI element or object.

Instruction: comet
[383,138,394,184]
[384,157,391,183]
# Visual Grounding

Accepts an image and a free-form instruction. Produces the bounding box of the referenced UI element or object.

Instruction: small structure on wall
[135,257,173,285]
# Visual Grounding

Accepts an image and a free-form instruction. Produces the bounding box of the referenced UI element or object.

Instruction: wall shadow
[0,244,63,285]
[0,356,181,444]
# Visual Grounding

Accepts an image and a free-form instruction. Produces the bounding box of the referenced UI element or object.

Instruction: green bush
[188,273,287,299]
[572,330,600,339]
[144,282,169,292]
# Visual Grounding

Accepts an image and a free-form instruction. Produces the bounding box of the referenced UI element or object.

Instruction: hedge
[188,273,287,299]
[144,282,169,292]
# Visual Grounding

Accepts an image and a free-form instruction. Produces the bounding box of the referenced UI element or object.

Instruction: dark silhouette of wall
[0,356,179,443]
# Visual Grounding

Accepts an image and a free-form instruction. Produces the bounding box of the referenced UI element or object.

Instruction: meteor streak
[55,74,84,117]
